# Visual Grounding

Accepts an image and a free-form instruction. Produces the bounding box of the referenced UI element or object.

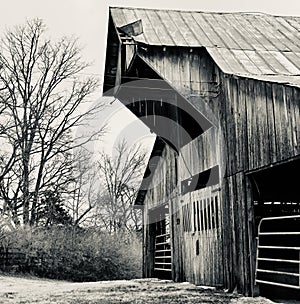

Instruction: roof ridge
[109,6,300,19]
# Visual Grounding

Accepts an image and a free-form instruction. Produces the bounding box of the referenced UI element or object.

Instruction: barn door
[181,185,223,286]
[149,204,172,279]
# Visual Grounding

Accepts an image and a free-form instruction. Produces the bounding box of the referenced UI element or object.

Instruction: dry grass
[0,275,278,304]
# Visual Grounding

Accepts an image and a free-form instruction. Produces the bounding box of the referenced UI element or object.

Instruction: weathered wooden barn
[103,7,300,297]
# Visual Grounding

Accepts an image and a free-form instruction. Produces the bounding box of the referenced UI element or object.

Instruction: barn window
[194,194,219,231]
[182,192,220,233]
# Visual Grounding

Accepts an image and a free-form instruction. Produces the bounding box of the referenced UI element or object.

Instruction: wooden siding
[143,144,178,210]
[221,76,300,176]
[138,46,220,100]
[139,46,300,175]
[179,126,223,180]
[140,47,226,288]
[169,195,182,282]
[136,46,300,295]
[221,173,256,295]
[220,76,300,295]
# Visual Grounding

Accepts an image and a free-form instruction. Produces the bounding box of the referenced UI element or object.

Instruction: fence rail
[255,215,300,291]
[154,232,172,273]
[0,248,41,271]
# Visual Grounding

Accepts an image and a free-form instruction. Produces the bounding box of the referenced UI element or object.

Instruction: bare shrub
[0,227,142,281]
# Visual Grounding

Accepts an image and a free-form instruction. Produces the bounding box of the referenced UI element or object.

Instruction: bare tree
[0,19,105,226]
[96,140,147,233]
[67,148,100,227]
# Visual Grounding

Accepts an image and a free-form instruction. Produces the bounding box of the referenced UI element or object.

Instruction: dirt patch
[0,275,277,304]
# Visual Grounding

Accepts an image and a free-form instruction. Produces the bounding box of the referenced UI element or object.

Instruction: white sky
[1,0,300,154]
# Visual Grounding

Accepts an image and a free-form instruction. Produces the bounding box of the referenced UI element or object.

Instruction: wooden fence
[0,248,40,271]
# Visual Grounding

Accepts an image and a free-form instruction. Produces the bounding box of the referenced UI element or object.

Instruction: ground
[0,275,296,304]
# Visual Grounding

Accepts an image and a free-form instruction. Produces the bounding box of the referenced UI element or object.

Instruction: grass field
[0,275,286,304]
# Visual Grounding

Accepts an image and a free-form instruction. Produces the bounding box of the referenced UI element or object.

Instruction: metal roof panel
[270,51,300,74]
[158,10,189,46]
[276,17,300,50]
[146,10,175,45]
[177,11,212,46]
[284,52,300,71]
[110,8,300,50]
[243,50,276,74]
[169,11,199,46]
[191,13,227,48]
[110,7,300,85]
[208,48,249,75]
[216,14,254,50]
[231,50,264,75]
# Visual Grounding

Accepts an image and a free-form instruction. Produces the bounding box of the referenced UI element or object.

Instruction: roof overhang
[104,52,213,206]
[105,56,213,153]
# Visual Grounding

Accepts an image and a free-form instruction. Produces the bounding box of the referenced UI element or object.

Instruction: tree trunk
[22,153,30,225]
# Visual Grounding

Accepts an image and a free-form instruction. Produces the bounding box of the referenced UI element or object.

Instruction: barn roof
[110,7,300,87]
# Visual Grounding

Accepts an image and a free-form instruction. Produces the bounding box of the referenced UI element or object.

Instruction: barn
[103,7,300,297]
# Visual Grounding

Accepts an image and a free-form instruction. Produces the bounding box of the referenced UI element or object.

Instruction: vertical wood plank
[246,79,255,170]
[265,83,277,164]
[190,49,201,95]
[292,87,300,155]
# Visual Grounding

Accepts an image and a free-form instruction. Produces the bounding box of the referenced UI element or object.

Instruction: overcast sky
[1,0,300,154]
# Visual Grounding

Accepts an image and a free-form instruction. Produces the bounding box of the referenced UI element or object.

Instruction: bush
[0,226,142,281]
